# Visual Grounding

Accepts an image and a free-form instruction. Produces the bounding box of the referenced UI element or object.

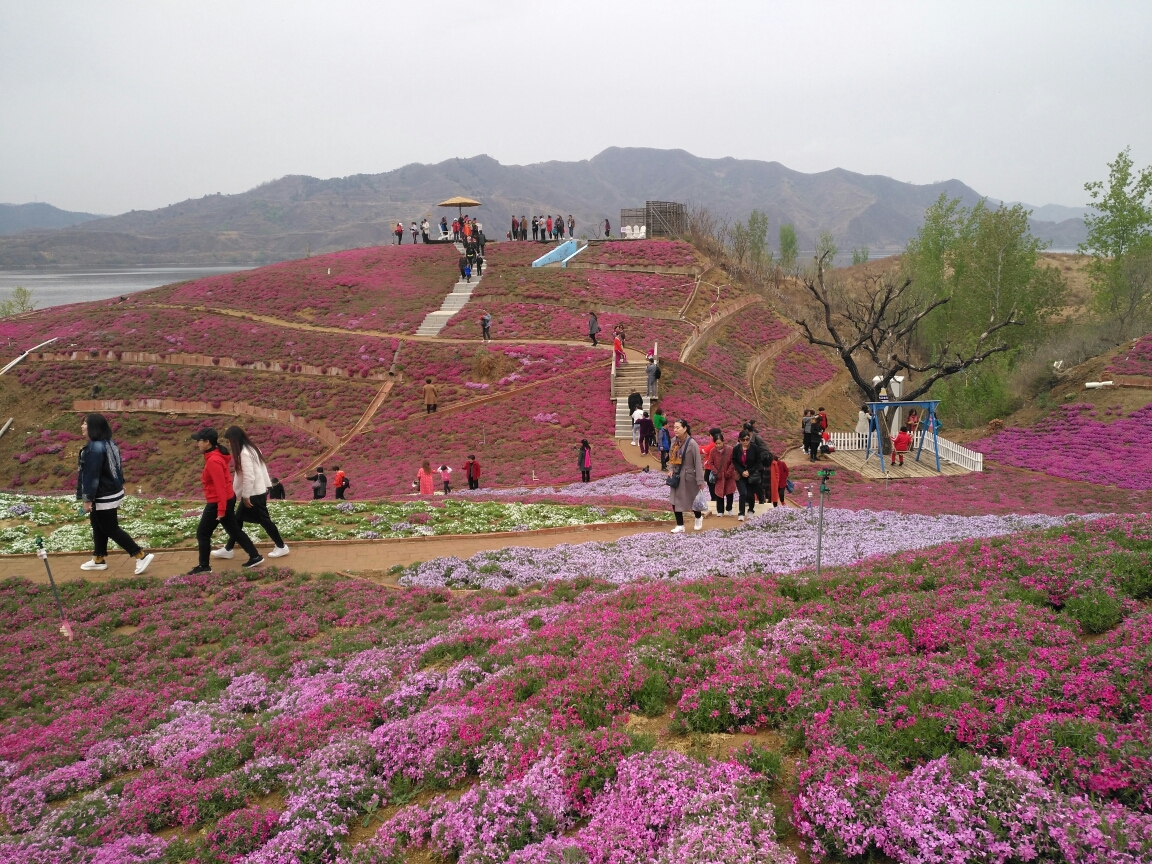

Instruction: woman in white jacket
[213,426,290,560]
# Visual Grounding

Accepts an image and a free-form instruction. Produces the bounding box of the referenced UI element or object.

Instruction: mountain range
[0,148,1089,267]
[0,202,104,237]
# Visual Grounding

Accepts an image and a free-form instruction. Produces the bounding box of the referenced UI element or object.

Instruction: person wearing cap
[189,427,262,574]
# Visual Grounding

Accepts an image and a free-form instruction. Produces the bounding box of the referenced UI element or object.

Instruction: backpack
[653,366,661,380]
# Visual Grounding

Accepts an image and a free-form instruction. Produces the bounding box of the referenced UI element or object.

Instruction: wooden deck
[828,449,971,480]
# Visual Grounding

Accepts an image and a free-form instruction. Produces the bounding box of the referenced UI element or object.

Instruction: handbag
[664,435,693,489]
[786,479,795,493]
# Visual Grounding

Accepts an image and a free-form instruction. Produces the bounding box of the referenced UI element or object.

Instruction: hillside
[0,202,104,236]
[0,148,1085,267]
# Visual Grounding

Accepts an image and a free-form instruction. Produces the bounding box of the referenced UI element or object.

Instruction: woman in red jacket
[189,427,262,574]
[770,454,790,507]
[704,430,736,516]
[462,455,481,490]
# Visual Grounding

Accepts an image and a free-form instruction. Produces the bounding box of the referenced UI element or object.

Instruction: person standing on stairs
[631,403,645,446]
[76,413,155,575]
[578,439,592,482]
[646,358,660,397]
[613,333,627,366]
[424,378,438,414]
[458,253,469,283]
[214,425,290,562]
[588,311,600,346]
[466,244,477,279]
[668,419,704,532]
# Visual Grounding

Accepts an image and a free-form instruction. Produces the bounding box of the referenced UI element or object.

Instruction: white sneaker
[210,547,234,559]
[80,559,107,571]
[134,553,154,575]
[267,545,290,558]
[738,515,745,522]
[670,525,685,534]
[693,517,704,531]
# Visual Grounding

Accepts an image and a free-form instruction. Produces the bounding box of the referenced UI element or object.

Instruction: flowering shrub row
[770,342,839,398]
[152,244,461,333]
[1108,335,1152,377]
[696,311,793,398]
[474,268,695,314]
[972,402,1152,489]
[2,514,1150,862]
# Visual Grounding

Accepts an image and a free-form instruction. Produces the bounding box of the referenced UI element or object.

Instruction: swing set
[863,399,943,475]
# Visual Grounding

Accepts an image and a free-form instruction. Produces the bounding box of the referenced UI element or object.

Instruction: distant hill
[0,202,104,236]
[0,148,1087,266]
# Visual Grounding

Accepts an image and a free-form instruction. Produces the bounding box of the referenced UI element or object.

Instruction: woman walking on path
[705,429,736,516]
[732,429,761,521]
[588,311,600,346]
[306,466,327,499]
[769,453,790,507]
[613,333,626,366]
[578,439,592,482]
[76,414,154,574]
[189,427,262,575]
[214,426,289,561]
[415,460,436,495]
[667,419,704,533]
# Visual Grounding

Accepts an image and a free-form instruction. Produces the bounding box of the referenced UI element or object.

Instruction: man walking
[423,377,438,414]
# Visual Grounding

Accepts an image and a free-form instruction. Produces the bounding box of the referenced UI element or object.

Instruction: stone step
[614,396,652,438]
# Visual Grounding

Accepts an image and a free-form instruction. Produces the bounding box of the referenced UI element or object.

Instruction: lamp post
[814,469,834,579]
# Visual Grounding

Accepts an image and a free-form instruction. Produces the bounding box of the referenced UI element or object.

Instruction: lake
[0,266,253,310]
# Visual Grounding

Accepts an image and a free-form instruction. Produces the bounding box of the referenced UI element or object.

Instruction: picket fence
[827,432,983,472]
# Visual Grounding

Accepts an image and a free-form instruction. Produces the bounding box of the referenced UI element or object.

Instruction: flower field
[473,268,695,315]
[0,493,655,554]
[151,245,460,333]
[0,306,400,378]
[657,364,792,454]
[578,239,700,268]
[769,342,840,399]
[1108,335,1152,377]
[972,402,1151,489]
[3,513,1150,862]
[696,310,793,397]
[16,363,378,438]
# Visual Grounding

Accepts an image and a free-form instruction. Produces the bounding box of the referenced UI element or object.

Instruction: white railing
[827,431,983,472]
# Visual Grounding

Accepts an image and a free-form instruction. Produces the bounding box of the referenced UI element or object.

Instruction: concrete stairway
[416,241,480,336]
[612,360,655,438]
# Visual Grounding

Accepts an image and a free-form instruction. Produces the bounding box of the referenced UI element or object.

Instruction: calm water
[0,266,253,310]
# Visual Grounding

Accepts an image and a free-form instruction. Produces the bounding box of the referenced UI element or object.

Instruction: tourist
[512,216,519,240]
[189,427,262,574]
[441,216,449,238]
[568,215,575,237]
[307,466,327,499]
[745,421,770,507]
[531,216,539,241]
[667,419,704,533]
[657,421,672,471]
[411,221,419,244]
[802,410,819,462]
[480,310,492,342]
[477,225,486,256]
[462,454,481,489]
[907,408,920,444]
[333,466,349,500]
[268,477,285,500]
[604,218,611,238]
[732,430,760,521]
[424,377,438,413]
[588,311,600,346]
[412,460,433,493]
[452,218,460,241]
[394,222,404,245]
[76,413,154,574]
[631,403,645,446]
[770,453,790,507]
[578,439,592,482]
[466,243,477,277]
[855,404,870,438]
[556,216,565,240]
[637,411,656,455]
[463,219,472,243]
[646,358,660,397]
[818,407,829,440]
[421,218,430,243]
[705,429,736,516]
[458,253,469,283]
[892,425,912,466]
[475,252,484,277]
[520,216,528,241]
[613,333,627,366]
[438,464,452,494]
[652,405,667,438]
[214,426,289,561]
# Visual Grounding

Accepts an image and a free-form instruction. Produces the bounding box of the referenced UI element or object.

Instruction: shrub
[1065,589,1124,633]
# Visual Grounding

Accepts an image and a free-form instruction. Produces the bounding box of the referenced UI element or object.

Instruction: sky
[2,0,1150,216]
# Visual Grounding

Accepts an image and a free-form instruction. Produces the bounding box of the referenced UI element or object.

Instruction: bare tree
[793,254,1021,440]
[684,203,730,262]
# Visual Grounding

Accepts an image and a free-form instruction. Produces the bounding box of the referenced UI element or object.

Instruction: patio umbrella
[437,196,482,221]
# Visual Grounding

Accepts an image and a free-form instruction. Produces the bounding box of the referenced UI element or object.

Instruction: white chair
[638,225,647,239]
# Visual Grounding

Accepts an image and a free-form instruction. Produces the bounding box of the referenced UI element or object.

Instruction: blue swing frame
[863,400,942,475]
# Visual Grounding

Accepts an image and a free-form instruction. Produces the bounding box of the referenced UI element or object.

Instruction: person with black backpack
[744,420,770,507]
[646,359,660,397]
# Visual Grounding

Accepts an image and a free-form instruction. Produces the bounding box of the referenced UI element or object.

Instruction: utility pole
[814,469,834,579]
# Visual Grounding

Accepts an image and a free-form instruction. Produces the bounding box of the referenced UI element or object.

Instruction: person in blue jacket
[76,413,154,574]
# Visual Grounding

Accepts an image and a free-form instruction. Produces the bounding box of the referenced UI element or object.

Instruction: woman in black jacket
[731,430,761,521]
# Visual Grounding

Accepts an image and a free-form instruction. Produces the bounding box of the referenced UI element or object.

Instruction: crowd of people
[508,214,574,242]
[394,219,434,244]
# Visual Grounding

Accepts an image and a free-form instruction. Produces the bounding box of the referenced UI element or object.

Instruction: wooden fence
[33,350,392,381]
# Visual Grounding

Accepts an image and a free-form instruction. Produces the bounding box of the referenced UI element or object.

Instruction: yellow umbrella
[437,196,482,220]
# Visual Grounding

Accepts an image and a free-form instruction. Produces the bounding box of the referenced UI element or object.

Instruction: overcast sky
[2,1,1149,216]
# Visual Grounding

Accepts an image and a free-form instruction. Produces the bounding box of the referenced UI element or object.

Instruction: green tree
[0,286,35,318]
[1080,147,1152,260]
[815,230,838,266]
[1094,235,1152,337]
[747,209,770,272]
[852,247,870,266]
[778,223,798,269]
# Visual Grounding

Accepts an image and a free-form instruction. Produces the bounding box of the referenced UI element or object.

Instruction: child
[892,425,912,466]
[438,464,452,494]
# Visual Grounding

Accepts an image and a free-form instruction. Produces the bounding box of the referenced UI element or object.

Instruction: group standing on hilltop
[509,214,575,241]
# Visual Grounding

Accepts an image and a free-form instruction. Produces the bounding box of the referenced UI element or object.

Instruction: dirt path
[1,518,747,585]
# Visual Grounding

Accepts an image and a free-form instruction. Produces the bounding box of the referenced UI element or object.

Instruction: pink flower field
[1108,335,1152,377]
[2,514,1150,862]
[972,402,1152,489]
[770,341,840,398]
[579,239,700,268]
[151,244,461,333]
[474,268,696,314]
[696,309,793,397]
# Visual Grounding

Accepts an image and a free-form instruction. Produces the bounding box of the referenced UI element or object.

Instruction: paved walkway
[2,517,746,585]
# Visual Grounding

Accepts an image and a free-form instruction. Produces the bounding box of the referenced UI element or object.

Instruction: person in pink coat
[704,430,737,516]
[415,460,436,494]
